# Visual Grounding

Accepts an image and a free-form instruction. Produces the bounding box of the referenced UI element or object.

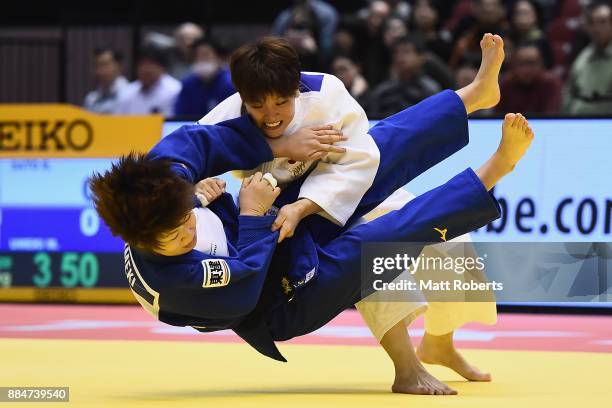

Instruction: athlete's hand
[271,203,302,242]
[272,125,347,162]
[195,178,226,206]
[272,199,322,243]
[239,172,281,216]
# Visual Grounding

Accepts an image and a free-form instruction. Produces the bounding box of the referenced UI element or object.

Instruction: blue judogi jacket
[124,113,494,362]
[126,116,317,361]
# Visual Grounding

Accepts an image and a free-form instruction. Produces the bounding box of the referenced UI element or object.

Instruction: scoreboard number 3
[32,252,99,288]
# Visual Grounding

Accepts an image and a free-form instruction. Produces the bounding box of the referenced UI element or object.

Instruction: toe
[512,113,521,127]
[504,113,516,125]
[493,34,504,47]
[527,127,534,139]
[413,385,431,395]
[481,33,493,48]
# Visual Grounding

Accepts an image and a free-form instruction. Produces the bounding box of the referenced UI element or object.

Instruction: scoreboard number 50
[32,252,99,288]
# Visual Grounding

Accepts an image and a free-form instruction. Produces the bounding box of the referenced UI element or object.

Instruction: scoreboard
[0,105,163,302]
[1,114,612,307]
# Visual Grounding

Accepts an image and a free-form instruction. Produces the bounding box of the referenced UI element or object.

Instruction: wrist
[294,198,322,218]
[267,137,286,158]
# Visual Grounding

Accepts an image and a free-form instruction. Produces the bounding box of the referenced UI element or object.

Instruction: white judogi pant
[354,189,497,342]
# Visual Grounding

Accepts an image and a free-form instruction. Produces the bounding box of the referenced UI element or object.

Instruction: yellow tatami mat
[1,338,610,408]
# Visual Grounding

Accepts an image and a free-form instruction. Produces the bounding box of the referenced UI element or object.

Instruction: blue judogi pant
[264,90,501,341]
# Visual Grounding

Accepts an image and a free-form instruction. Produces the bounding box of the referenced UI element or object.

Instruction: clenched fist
[239,172,281,216]
[195,178,226,206]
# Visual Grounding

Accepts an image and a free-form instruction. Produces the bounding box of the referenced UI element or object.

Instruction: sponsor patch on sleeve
[201,259,231,288]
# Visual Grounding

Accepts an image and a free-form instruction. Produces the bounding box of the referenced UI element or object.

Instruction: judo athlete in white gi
[91,92,534,397]
[197,35,506,383]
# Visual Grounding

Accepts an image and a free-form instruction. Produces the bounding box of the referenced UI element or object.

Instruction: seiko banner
[0,105,163,157]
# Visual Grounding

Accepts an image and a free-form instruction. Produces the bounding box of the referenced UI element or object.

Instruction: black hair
[94,47,123,63]
[392,35,427,55]
[137,45,170,69]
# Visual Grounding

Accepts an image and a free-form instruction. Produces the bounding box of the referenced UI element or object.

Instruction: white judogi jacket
[198,72,380,226]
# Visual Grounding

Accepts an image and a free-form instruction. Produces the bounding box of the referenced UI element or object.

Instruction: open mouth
[263,120,282,130]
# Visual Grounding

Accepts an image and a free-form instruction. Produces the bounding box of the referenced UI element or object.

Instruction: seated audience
[364,36,441,118]
[83,47,128,114]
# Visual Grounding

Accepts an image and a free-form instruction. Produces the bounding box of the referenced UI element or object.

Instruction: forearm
[293,198,322,218]
[148,118,273,182]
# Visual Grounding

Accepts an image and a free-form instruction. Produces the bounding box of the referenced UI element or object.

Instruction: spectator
[364,36,441,118]
[508,0,553,67]
[563,1,612,114]
[382,16,409,50]
[455,56,479,89]
[272,0,338,68]
[117,46,181,116]
[449,0,509,68]
[331,55,369,100]
[454,55,493,117]
[333,23,358,59]
[83,47,128,114]
[169,22,205,80]
[423,52,457,90]
[411,0,453,63]
[498,43,562,114]
[353,0,392,86]
[384,0,411,20]
[174,38,235,117]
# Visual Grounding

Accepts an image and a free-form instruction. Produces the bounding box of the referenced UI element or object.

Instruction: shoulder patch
[201,259,231,288]
[299,73,324,93]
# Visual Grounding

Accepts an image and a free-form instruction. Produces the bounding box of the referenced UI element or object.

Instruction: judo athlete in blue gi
[91,86,534,395]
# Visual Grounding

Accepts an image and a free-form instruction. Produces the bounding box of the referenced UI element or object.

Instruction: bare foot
[474,33,505,109]
[497,112,535,171]
[392,361,458,395]
[457,33,505,114]
[417,332,491,382]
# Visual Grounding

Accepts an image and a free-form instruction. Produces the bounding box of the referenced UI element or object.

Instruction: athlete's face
[244,93,297,139]
[155,211,197,257]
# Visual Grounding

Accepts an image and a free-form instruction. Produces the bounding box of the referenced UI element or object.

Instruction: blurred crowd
[83,0,612,119]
